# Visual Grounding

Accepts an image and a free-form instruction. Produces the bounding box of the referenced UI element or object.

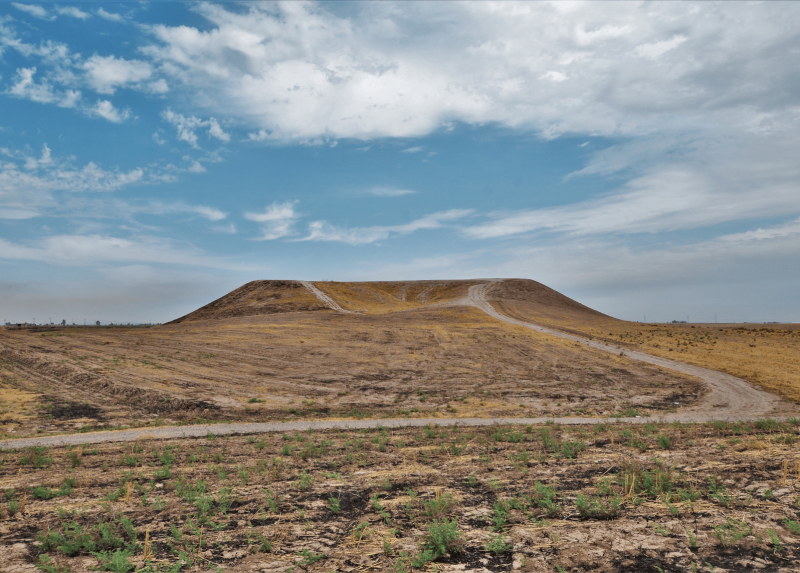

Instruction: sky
[1,1,799,325]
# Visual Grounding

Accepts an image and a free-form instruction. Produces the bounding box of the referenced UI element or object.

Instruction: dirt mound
[485,278,616,330]
[168,280,329,323]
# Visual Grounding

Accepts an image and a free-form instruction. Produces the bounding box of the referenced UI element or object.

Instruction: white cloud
[635,35,686,59]
[152,131,166,145]
[0,144,148,221]
[368,186,416,197]
[83,55,152,94]
[719,217,800,243]
[138,2,800,143]
[187,161,206,173]
[161,109,230,148]
[301,209,474,245]
[147,79,169,94]
[88,100,130,123]
[244,201,298,240]
[6,67,58,103]
[141,201,226,221]
[539,71,567,82]
[97,8,124,23]
[11,3,53,20]
[55,6,91,20]
[0,233,228,268]
[401,146,424,153]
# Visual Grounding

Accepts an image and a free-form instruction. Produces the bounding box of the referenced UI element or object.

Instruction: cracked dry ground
[3,420,800,573]
[0,307,702,438]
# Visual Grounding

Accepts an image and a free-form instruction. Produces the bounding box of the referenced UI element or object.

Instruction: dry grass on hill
[0,306,698,439]
[484,280,800,404]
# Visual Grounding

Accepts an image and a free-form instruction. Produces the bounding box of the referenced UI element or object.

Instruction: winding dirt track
[0,281,785,450]
[464,282,783,422]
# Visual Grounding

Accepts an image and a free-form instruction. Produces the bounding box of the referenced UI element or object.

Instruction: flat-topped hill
[169,278,612,324]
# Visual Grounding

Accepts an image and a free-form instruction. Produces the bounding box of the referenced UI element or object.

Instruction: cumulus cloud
[139,2,800,142]
[244,202,298,240]
[0,143,148,221]
[83,55,152,94]
[301,209,474,245]
[161,109,230,148]
[88,100,130,123]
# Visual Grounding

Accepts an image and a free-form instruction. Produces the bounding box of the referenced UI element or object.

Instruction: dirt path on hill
[300,281,356,313]
[466,282,785,422]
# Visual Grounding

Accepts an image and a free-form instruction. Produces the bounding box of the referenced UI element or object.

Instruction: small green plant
[94,548,135,573]
[707,478,732,508]
[766,528,783,553]
[422,519,464,559]
[353,521,369,541]
[485,533,511,553]
[383,536,394,556]
[531,481,561,516]
[782,518,800,535]
[327,496,340,514]
[711,518,751,546]
[687,528,697,548]
[657,434,672,449]
[21,447,53,468]
[266,489,280,513]
[392,551,412,573]
[295,471,313,491]
[654,524,671,537]
[411,548,435,569]
[35,555,70,573]
[465,475,477,487]
[297,549,325,566]
[575,493,622,519]
[423,492,456,520]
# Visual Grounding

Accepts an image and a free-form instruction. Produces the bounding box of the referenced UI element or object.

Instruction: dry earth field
[1,278,799,573]
[2,420,800,573]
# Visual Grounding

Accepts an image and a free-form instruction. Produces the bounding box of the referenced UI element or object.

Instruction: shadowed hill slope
[168,280,328,323]
[485,278,618,331]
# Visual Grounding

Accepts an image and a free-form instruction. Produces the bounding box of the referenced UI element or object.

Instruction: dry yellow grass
[495,298,800,403]
[313,280,474,314]
[584,322,800,403]
[0,384,40,427]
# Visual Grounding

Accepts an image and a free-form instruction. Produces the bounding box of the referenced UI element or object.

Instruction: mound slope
[485,278,616,330]
[168,280,328,323]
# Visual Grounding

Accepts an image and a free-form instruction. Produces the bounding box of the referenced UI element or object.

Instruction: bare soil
[0,303,701,439]
[2,420,800,573]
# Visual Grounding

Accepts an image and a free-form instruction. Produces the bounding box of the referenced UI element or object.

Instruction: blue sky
[1,1,799,324]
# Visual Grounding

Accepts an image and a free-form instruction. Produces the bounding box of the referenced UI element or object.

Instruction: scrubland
[2,420,800,572]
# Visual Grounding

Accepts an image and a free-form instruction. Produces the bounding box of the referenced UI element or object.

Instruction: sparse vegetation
[0,420,795,571]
